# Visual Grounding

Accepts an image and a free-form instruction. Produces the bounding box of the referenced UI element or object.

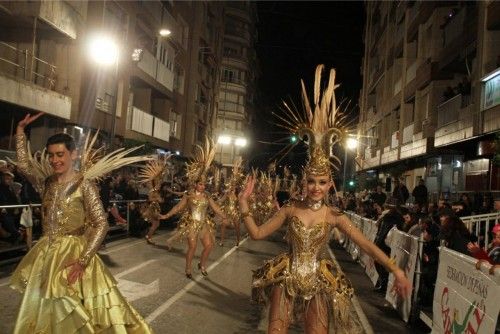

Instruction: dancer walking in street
[10,112,154,333]
[238,66,412,334]
[162,138,229,278]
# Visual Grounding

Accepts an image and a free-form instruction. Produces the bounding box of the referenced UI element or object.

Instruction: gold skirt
[252,253,364,333]
[10,235,153,334]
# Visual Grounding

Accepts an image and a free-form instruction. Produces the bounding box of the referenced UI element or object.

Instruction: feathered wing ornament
[81,131,153,182]
[185,137,217,185]
[138,154,171,192]
[8,141,52,184]
[273,64,354,176]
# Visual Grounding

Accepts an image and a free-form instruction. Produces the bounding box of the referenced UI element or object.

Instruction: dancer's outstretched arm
[161,195,188,220]
[238,176,288,240]
[333,211,412,297]
[208,197,229,225]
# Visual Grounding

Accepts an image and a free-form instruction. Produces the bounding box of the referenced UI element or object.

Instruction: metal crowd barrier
[342,211,500,330]
[0,199,147,265]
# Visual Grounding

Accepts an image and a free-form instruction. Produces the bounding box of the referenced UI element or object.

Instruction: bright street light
[342,137,359,193]
[88,35,119,65]
[159,29,172,37]
[217,135,231,145]
[346,137,359,150]
[234,138,247,147]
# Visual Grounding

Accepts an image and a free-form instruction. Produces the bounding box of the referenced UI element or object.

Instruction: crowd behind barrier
[342,210,500,333]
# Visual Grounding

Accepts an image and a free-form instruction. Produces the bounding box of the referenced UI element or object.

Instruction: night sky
[251,1,365,171]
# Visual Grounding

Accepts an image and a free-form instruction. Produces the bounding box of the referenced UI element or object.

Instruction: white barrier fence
[342,211,500,331]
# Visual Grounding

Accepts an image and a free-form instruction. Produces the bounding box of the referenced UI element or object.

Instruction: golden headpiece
[185,137,217,185]
[138,154,171,193]
[227,157,245,190]
[276,65,346,177]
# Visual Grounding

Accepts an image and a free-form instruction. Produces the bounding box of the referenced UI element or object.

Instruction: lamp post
[342,137,359,194]
[88,35,119,147]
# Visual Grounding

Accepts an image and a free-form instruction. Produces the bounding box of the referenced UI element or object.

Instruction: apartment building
[357,1,500,199]
[215,1,258,170]
[0,1,237,161]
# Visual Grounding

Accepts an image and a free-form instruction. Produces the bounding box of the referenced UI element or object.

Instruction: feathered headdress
[275,65,352,176]
[185,137,217,185]
[138,154,171,193]
[227,157,245,190]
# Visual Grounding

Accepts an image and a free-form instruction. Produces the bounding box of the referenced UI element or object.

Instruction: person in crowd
[237,66,411,333]
[161,139,229,279]
[370,184,387,207]
[9,113,153,333]
[412,178,428,209]
[418,217,441,306]
[439,211,472,255]
[392,178,409,206]
[467,224,500,265]
[373,204,404,292]
[400,207,417,233]
[0,170,21,244]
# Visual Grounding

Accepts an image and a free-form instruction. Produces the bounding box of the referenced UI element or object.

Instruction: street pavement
[0,227,429,333]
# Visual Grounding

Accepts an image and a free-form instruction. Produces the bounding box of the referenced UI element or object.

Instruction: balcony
[400,125,429,159]
[4,0,79,39]
[381,144,398,165]
[416,59,451,90]
[434,94,473,147]
[221,78,246,94]
[129,106,171,142]
[439,6,477,72]
[136,49,174,92]
[0,42,71,119]
[359,147,380,171]
[406,1,421,42]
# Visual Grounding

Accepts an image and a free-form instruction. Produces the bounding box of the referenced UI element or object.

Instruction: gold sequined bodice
[42,178,85,239]
[188,196,209,221]
[285,216,330,299]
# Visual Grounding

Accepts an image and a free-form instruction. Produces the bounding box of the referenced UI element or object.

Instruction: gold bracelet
[386,257,399,273]
[241,211,252,219]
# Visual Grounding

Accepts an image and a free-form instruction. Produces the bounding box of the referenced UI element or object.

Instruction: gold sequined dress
[175,192,216,240]
[9,134,153,334]
[252,214,363,332]
[220,194,240,223]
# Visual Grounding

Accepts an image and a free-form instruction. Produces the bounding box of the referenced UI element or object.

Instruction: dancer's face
[305,174,332,201]
[195,182,205,193]
[47,143,77,175]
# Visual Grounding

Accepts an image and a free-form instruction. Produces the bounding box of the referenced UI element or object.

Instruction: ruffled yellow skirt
[10,235,153,334]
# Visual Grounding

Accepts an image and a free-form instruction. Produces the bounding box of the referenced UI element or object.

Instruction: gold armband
[386,257,399,273]
[241,211,253,219]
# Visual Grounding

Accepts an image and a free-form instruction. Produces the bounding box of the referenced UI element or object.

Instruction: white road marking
[145,237,249,323]
[115,259,157,279]
[328,247,374,334]
[118,278,160,302]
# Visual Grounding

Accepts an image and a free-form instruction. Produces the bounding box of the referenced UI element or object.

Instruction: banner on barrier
[432,247,500,334]
[359,217,379,286]
[385,227,419,322]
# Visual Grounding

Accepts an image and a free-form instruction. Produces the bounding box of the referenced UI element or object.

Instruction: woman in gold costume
[10,113,153,333]
[163,138,228,278]
[218,158,244,246]
[139,155,170,245]
[238,66,412,334]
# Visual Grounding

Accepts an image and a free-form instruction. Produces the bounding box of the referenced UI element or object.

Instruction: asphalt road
[0,227,429,333]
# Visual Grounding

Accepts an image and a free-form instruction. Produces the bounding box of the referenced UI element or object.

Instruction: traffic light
[348,180,355,187]
[290,135,298,143]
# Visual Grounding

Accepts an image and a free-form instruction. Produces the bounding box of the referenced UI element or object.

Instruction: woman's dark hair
[46,133,76,151]
[440,215,471,240]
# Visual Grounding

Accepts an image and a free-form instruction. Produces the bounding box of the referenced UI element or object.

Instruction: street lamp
[88,34,119,147]
[342,137,358,194]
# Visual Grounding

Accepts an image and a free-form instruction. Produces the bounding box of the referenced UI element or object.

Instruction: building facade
[357,1,500,201]
[0,1,255,163]
[215,1,258,171]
